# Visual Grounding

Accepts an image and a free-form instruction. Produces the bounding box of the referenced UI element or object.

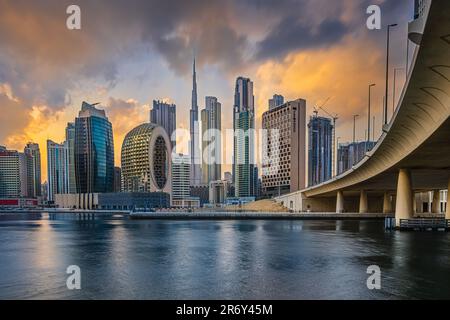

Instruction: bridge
[276,0,450,226]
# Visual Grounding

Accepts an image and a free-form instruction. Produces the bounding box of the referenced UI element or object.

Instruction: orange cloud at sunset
[255,35,390,142]
[0,0,412,183]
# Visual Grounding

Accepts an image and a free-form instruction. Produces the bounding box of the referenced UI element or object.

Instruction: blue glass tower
[75,102,114,193]
[308,116,333,186]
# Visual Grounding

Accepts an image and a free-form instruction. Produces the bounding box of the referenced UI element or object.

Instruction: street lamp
[353,114,359,144]
[368,83,376,146]
[384,23,398,126]
[336,137,341,175]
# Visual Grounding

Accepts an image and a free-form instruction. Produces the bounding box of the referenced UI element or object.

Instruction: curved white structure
[277,0,450,223]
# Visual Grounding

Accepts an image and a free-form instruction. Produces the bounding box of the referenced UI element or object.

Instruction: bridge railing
[400,218,447,230]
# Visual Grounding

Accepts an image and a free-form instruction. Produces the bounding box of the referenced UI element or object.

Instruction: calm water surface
[0,213,449,299]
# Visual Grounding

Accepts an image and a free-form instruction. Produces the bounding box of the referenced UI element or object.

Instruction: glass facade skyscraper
[24,143,41,198]
[47,140,68,201]
[65,122,77,194]
[190,58,202,186]
[150,100,176,149]
[201,96,222,184]
[233,77,256,197]
[308,116,333,187]
[75,102,114,194]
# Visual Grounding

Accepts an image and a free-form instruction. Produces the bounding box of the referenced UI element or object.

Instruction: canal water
[0,213,449,299]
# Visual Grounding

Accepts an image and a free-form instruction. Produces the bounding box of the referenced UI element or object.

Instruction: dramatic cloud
[0,0,413,180]
[256,18,349,60]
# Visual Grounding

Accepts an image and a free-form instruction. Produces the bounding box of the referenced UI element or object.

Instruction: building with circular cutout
[121,123,171,195]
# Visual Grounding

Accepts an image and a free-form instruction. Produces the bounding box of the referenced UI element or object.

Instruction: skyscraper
[308,116,333,186]
[233,77,256,197]
[262,99,307,197]
[190,58,202,186]
[47,140,68,202]
[19,152,33,198]
[24,143,41,197]
[171,154,191,203]
[74,102,114,194]
[0,146,21,198]
[150,100,176,149]
[201,96,222,184]
[65,123,76,193]
[268,94,284,110]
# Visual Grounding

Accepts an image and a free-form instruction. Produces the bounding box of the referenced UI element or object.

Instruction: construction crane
[313,97,331,117]
[319,101,340,178]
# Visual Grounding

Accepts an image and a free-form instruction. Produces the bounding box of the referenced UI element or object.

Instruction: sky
[0,0,414,182]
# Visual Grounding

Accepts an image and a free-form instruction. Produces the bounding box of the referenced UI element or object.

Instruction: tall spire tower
[190,56,202,186]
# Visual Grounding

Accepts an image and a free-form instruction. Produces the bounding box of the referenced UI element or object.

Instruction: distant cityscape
[0,58,381,211]
[0,0,447,217]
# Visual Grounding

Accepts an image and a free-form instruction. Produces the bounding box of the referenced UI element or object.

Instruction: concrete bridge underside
[277,0,450,225]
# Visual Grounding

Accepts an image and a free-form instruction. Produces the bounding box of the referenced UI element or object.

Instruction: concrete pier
[336,191,345,213]
[395,169,414,226]
[359,190,368,214]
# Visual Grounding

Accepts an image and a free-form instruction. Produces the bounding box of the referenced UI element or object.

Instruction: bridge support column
[359,190,368,213]
[446,177,450,220]
[432,190,441,214]
[395,169,414,226]
[336,191,344,213]
[383,192,393,213]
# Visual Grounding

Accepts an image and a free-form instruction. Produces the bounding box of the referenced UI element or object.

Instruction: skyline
[0,0,414,181]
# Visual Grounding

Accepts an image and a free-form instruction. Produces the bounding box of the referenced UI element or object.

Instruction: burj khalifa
[190,58,202,186]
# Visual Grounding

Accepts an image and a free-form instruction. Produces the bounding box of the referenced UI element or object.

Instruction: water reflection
[0,214,449,299]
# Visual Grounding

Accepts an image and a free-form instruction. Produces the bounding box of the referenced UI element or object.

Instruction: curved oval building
[121,123,171,195]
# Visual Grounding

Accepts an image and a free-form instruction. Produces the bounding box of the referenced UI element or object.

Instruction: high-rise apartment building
[201,96,222,184]
[47,140,68,202]
[262,99,306,197]
[171,154,191,202]
[74,102,114,194]
[308,116,333,186]
[0,146,21,198]
[24,143,41,197]
[65,123,76,193]
[233,77,256,197]
[150,100,176,149]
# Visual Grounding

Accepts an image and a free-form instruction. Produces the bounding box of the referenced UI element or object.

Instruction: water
[0,213,449,300]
